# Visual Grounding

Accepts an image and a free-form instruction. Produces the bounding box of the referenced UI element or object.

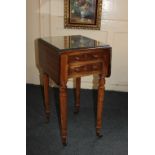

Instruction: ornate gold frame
[64,0,102,30]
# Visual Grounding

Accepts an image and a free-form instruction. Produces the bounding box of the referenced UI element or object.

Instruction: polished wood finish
[67,49,111,78]
[59,54,68,145]
[74,77,81,113]
[38,39,60,84]
[37,35,112,145]
[96,74,105,137]
[43,73,50,122]
[59,85,68,145]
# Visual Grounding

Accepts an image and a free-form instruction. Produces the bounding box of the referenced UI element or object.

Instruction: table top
[39,35,111,51]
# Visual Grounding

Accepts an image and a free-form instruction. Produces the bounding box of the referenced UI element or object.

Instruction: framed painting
[64,0,102,30]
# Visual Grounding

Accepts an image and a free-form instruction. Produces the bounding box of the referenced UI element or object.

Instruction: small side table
[37,35,112,145]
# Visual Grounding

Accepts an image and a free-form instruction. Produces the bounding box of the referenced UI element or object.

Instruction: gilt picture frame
[64,0,102,30]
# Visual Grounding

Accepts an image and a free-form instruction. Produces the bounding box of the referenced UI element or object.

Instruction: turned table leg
[96,74,105,137]
[43,73,50,122]
[74,77,81,113]
[59,85,68,145]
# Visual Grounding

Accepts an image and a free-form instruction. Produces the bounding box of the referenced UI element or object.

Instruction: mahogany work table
[38,35,112,145]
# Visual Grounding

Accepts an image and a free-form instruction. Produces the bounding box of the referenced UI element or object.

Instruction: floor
[26,84,128,155]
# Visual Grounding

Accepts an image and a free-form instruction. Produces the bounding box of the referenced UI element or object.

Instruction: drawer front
[68,62,103,77]
[67,49,111,78]
[68,52,104,63]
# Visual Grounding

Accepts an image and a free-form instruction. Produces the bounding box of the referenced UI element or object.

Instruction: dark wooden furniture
[38,35,112,145]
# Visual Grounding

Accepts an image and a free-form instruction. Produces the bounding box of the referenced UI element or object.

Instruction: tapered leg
[43,73,50,122]
[59,85,68,145]
[74,77,81,113]
[96,74,105,137]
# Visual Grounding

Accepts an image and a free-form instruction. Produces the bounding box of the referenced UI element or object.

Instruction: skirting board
[46,79,128,92]
[67,80,128,92]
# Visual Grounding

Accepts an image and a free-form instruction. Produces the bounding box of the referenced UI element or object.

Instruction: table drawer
[68,62,103,77]
[68,52,104,63]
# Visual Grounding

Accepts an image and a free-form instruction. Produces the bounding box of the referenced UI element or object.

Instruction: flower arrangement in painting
[71,0,95,20]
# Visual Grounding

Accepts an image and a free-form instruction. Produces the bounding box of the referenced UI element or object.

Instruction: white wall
[26,0,40,84]
[27,0,128,92]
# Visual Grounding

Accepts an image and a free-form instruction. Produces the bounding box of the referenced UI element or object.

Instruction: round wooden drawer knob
[75,56,80,60]
[93,54,99,58]
[74,68,80,72]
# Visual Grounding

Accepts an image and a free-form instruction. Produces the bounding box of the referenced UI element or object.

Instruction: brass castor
[74,106,80,114]
[62,137,67,146]
[45,112,50,123]
[96,129,103,138]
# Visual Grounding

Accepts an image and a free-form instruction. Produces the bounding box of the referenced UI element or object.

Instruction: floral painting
[64,0,102,30]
